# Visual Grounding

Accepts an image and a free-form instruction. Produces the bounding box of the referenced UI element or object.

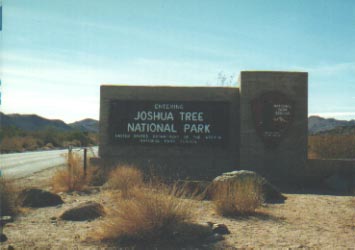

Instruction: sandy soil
[1,167,355,249]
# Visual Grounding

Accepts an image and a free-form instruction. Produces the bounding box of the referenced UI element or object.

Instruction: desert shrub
[38,128,64,147]
[1,125,98,152]
[309,135,355,159]
[168,180,212,200]
[105,166,144,198]
[52,152,92,192]
[0,177,18,216]
[22,136,40,151]
[1,136,25,152]
[66,131,95,147]
[212,177,264,216]
[97,187,209,246]
[1,136,40,153]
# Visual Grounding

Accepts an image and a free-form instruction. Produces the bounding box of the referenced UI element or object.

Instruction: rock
[212,170,286,203]
[60,201,105,221]
[206,222,230,235]
[0,233,7,242]
[76,187,100,196]
[212,224,230,235]
[205,233,224,243]
[19,189,64,208]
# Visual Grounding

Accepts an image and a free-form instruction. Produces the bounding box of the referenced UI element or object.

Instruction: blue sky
[1,0,355,122]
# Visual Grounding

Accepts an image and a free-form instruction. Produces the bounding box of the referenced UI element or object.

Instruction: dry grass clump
[167,180,211,201]
[0,176,19,216]
[97,187,210,246]
[96,168,214,246]
[212,178,264,216]
[52,152,93,192]
[105,166,144,198]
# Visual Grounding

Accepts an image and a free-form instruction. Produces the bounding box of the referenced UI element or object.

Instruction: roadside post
[83,147,87,176]
[68,145,73,166]
[68,145,73,187]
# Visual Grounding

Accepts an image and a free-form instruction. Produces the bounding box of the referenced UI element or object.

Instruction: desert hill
[308,116,355,134]
[69,118,99,133]
[0,112,99,133]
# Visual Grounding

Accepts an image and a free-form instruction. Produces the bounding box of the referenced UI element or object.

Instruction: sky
[1,0,355,123]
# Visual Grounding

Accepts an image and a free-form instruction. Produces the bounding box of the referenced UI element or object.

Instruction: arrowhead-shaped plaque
[251,91,294,148]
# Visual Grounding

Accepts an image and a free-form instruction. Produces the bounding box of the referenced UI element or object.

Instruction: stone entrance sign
[98,71,308,181]
[99,86,239,179]
[251,91,294,147]
[108,100,229,147]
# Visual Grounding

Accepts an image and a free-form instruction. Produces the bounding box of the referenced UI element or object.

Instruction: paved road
[0,147,98,178]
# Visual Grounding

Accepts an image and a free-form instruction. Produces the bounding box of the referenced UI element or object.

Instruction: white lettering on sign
[114,133,131,138]
[154,104,184,110]
[264,131,281,137]
[110,100,228,146]
[133,111,174,121]
[183,124,211,133]
[179,112,204,121]
[273,104,291,116]
[128,123,177,133]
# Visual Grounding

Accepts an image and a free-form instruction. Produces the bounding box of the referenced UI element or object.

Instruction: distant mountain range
[308,116,355,134]
[70,118,99,133]
[1,113,354,135]
[0,112,99,133]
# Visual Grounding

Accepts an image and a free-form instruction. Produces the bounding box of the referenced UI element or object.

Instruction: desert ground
[1,166,355,249]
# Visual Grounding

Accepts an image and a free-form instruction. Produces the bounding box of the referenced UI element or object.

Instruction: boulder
[212,170,286,203]
[0,233,7,242]
[19,189,64,208]
[60,201,105,221]
[204,233,224,243]
[206,222,230,235]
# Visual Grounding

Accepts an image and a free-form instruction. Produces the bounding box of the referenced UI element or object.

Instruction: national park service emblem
[251,91,294,147]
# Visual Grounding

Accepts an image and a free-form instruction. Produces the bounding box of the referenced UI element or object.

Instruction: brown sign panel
[251,92,294,147]
[108,100,230,147]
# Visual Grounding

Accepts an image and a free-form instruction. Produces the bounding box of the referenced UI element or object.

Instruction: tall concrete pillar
[240,71,308,181]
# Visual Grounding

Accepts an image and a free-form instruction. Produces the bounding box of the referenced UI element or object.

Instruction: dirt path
[1,169,355,249]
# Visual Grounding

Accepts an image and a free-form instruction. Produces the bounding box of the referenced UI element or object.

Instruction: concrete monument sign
[99,86,239,179]
[98,71,308,181]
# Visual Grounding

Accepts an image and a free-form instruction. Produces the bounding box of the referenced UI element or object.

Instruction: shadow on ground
[275,181,355,196]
